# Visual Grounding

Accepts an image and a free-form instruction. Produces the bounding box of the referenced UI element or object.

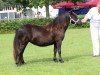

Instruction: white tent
[32,5,58,18]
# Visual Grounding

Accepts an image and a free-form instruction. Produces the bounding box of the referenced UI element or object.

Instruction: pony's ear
[69,10,73,13]
[69,11,78,17]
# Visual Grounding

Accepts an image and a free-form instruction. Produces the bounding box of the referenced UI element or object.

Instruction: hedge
[0,18,89,33]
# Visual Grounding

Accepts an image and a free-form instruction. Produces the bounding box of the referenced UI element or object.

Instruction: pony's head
[68,11,82,26]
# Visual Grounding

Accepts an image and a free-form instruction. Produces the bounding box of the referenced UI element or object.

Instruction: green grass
[0,28,100,75]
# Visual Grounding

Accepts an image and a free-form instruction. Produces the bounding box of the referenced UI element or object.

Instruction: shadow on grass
[26,54,91,64]
[64,54,91,61]
[26,58,53,64]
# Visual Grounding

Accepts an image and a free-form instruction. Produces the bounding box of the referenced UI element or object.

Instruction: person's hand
[81,19,87,23]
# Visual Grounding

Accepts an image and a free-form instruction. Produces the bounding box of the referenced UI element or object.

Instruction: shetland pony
[13,11,82,65]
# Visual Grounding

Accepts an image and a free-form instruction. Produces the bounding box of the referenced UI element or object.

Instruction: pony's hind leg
[16,45,24,65]
[14,28,28,66]
[16,40,27,65]
[20,54,25,64]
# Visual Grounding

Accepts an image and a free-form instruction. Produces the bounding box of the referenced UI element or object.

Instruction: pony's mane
[45,12,69,31]
[50,12,69,26]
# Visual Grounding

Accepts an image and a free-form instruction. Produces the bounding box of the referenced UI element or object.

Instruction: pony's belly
[31,41,54,47]
[30,37,54,47]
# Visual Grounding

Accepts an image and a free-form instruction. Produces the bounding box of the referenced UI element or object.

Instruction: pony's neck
[44,13,70,32]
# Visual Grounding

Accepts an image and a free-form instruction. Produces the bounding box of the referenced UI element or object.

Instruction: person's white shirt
[82,3,100,56]
[86,7,100,27]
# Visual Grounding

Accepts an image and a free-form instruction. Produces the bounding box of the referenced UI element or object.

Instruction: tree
[71,0,84,3]
[0,0,16,10]
[0,0,4,10]
[16,0,29,17]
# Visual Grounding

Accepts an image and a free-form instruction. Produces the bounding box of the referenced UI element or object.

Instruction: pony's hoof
[22,61,25,64]
[54,59,58,62]
[16,62,25,66]
[16,63,22,67]
[59,59,64,63]
[53,58,58,62]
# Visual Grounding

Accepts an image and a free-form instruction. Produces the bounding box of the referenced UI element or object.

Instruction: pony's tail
[13,29,20,63]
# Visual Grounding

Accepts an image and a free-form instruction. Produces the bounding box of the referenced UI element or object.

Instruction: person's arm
[81,8,93,23]
[81,15,89,23]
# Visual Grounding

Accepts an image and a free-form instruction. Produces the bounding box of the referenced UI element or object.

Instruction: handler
[82,2,100,56]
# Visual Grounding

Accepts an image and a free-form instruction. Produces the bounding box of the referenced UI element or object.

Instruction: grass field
[1,28,100,75]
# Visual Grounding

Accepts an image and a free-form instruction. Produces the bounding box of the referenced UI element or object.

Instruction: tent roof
[53,0,100,9]
[86,0,100,5]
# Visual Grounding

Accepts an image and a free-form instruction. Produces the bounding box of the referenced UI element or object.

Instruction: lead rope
[69,15,79,25]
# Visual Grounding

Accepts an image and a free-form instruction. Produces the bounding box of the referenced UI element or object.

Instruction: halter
[69,15,79,25]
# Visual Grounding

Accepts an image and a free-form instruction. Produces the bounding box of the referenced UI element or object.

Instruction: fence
[0,9,36,20]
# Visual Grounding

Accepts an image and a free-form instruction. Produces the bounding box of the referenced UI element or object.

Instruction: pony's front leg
[56,41,64,63]
[53,43,58,62]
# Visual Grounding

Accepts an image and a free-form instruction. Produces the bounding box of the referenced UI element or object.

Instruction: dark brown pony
[13,11,82,65]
